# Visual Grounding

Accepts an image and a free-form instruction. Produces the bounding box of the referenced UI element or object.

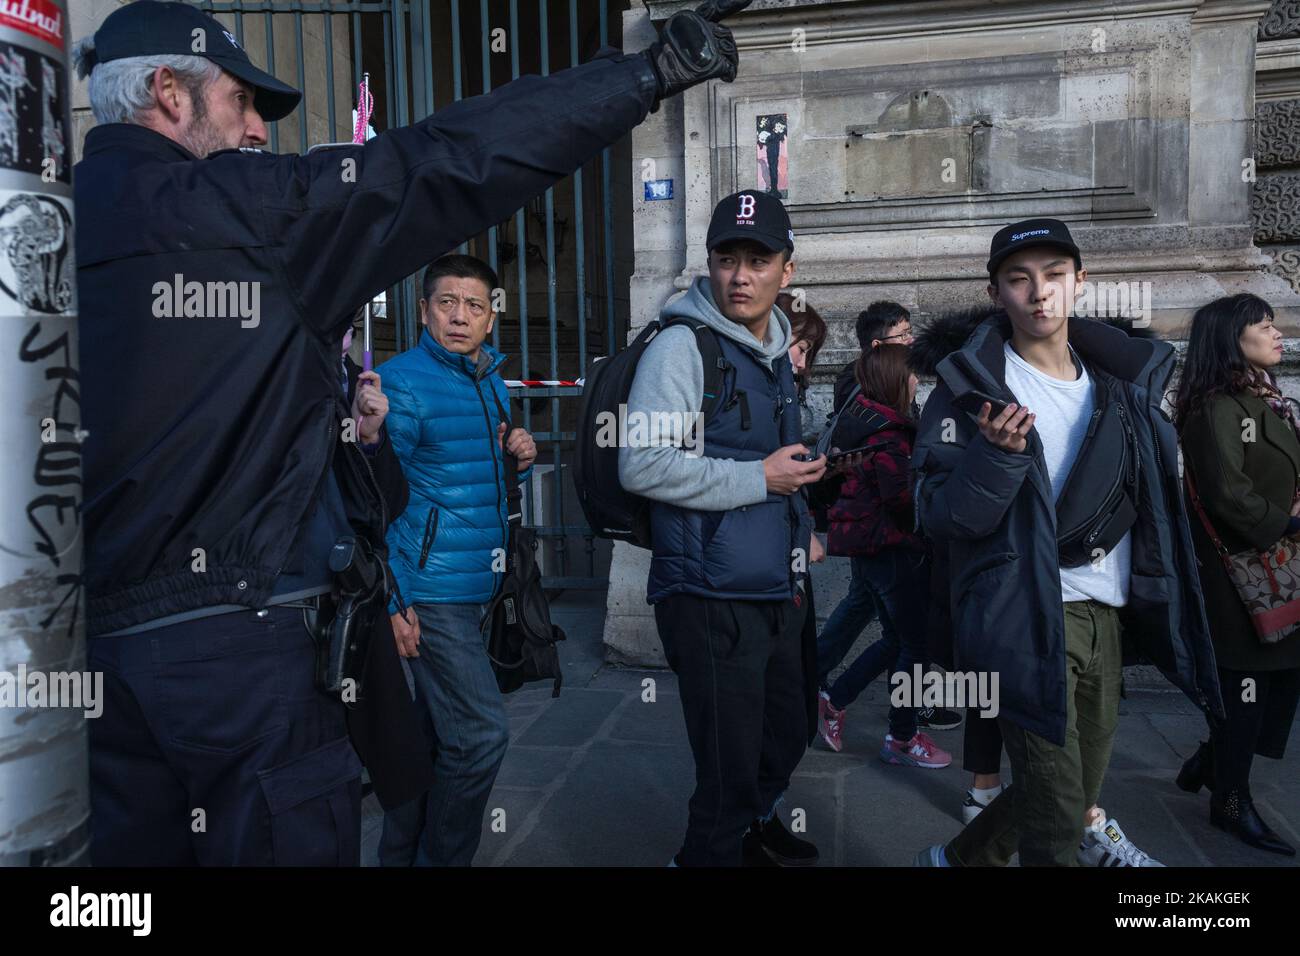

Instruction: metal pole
[479,0,499,348]
[599,0,615,353]
[0,0,88,866]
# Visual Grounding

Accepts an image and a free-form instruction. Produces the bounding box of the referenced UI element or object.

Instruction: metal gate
[192,0,630,589]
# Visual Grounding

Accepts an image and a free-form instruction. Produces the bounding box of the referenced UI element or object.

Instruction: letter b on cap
[738,193,756,219]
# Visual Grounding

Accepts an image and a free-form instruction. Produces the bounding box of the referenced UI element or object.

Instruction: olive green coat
[1181,392,1300,671]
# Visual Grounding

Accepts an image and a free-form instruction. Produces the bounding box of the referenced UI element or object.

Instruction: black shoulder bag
[1054,371,1142,568]
[483,387,567,697]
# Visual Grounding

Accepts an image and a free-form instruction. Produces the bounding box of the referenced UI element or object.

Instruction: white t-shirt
[1002,342,1130,607]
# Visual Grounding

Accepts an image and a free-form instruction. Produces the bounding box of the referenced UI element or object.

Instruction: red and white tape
[504,379,584,388]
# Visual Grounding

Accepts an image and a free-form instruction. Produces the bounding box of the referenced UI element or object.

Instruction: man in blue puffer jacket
[376,254,537,866]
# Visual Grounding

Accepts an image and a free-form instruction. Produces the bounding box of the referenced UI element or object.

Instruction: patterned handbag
[1185,468,1300,644]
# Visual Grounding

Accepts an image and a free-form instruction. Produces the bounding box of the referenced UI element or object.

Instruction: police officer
[74,0,751,865]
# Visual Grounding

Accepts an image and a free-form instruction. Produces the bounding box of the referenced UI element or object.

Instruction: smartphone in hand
[952,390,1010,420]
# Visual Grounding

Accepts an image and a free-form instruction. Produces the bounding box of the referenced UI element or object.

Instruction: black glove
[643,0,751,112]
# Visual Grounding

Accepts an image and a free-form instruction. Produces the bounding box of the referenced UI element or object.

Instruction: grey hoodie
[617,276,793,511]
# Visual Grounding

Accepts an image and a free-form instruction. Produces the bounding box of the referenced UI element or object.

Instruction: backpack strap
[661,317,729,422]
[488,383,523,574]
[816,382,863,457]
[831,384,863,423]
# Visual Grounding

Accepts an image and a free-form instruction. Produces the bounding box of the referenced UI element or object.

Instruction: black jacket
[337,355,431,811]
[911,311,1223,745]
[75,49,658,636]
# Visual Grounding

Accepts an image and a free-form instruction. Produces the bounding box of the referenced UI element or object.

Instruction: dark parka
[912,312,1224,746]
[1181,392,1300,671]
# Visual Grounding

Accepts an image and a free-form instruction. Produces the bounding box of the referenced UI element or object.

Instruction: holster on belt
[313,534,386,699]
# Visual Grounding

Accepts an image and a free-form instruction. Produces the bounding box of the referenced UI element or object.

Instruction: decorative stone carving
[1252,172,1300,242]
[1266,244,1300,293]
[1259,0,1300,40]
[1256,99,1300,168]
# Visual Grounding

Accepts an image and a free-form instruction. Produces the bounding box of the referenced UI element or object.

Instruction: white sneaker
[961,784,1006,825]
[914,844,951,867]
[1077,816,1165,867]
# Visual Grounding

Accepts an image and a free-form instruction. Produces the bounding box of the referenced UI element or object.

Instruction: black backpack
[481,390,567,697]
[575,317,728,548]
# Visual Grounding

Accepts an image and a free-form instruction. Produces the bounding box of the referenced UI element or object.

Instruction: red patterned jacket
[826,396,926,557]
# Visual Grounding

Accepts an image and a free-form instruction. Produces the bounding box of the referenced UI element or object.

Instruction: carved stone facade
[1270,244,1300,292]
[1256,98,1300,165]
[1255,1,1300,297]
[1252,172,1300,242]
[1259,0,1300,39]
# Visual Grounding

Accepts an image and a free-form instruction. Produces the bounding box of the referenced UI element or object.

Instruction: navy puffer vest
[647,334,811,603]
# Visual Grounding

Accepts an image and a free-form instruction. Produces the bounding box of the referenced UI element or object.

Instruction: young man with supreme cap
[619,190,826,866]
[911,218,1222,867]
[73,0,753,865]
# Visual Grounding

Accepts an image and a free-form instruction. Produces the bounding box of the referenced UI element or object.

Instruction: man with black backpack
[613,191,825,866]
[911,219,1222,867]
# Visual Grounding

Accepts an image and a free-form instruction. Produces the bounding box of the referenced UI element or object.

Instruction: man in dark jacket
[911,219,1222,867]
[619,191,825,866]
[74,0,750,864]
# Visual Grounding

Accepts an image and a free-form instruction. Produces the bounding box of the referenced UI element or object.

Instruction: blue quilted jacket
[380,330,527,607]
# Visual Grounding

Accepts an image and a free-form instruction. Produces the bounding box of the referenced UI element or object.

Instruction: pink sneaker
[819,694,845,753]
[880,731,952,769]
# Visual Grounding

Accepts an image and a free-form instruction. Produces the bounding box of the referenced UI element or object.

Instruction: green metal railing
[192,0,626,589]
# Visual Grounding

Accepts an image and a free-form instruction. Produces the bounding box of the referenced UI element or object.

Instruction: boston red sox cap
[707,190,795,255]
[83,1,302,122]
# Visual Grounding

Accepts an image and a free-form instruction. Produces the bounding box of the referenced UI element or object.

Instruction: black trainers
[916,706,963,731]
[745,815,819,866]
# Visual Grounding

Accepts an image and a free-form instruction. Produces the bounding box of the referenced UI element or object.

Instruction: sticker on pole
[0,188,73,314]
[0,36,69,183]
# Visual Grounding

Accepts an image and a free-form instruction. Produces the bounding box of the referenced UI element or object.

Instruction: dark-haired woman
[777,291,827,402]
[780,290,831,568]
[817,345,950,768]
[1174,293,1300,857]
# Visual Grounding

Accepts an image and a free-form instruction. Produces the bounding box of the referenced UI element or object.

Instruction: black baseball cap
[987,218,1082,279]
[85,1,302,122]
[707,190,795,255]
